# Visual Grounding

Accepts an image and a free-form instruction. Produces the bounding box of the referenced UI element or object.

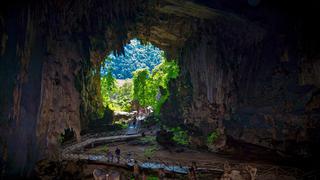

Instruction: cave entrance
[100,38,179,127]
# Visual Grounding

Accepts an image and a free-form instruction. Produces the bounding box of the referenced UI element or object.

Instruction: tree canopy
[101,39,163,79]
[100,39,179,114]
[132,58,179,114]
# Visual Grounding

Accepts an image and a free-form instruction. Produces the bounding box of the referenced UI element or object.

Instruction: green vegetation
[170,127,189,145]
[102,39,162,79]
[207,130,219,144]
[132,59,179,114]
[131,176,158,180]
[140,135,157,145]
[57,135,64,144]
[147,177,159,180]
[114,121,129,129]
[101,44,179,114]
[108,80,133,111]
[91,145,109,154]
[101,57,116,108]
[144,145,158,158]
[132,68,150,107]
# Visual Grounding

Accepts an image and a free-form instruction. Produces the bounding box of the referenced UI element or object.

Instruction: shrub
[144,146,158,158]
[207,130,220,144]
[170,127,189,145]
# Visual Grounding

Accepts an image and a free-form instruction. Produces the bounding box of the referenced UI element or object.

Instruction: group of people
[106,147,134,164]
[104,147,198,180]
[106,147,121,163]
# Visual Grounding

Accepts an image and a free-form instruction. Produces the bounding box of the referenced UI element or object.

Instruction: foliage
[131,176,158,180]
[170,127,189,145]
[101,58,116,108]
[147,177,159,180]
[207,130,220,144]
[140,135,157,145]
[108,80,133,111]
[114,121,129,129]
[132,68,150,107]
[144,145,158,158]
[92,145,109,154]
[132,59,179,114]
[147,59,179,114]
[142,115,160,128]
[57,135,64,144]
[100,39,179,114]
[102,39,162,79]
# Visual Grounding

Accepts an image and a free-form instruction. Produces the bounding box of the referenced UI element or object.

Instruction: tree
[132,68,150,107]
[101,67,116,108]
[102,39,163,79]
[132,57,179,114]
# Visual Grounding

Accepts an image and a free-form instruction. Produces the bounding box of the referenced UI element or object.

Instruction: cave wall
[159,0,320,156]
[0,0,141,176]
[1,0,320,177]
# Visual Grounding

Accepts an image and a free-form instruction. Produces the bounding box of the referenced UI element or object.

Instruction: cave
[1,0,320,179]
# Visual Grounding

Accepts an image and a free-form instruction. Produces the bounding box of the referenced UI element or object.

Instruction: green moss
[207,130,219,144]
[147,176,159,180]
[170,127,188,145]
[140,136,156,145]
[144,145,158,158]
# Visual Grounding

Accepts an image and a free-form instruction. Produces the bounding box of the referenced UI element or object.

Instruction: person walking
[126,151,132,164]
[158,168,166,180]
[133,160,140,180]
[142,171,147,180]
[188,161,197,180]
[115,147,121,163]
[107,149,113,163]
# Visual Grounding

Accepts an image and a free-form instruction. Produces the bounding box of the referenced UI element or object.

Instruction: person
[133,118,137,128]
[188,161,197,180]
[133,160,140,180]
[107,149,113,163]
[115,147,121,163]
[158,168,166,180]
[126,152,132,163]
[142,171,147,180]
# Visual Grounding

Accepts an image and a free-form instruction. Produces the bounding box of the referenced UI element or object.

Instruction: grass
[147,176,159,180]
[144,145,158,158]
[140,136,157,145]
[91,145,109,154]
[170,127,189,145]
[131,176,158,180]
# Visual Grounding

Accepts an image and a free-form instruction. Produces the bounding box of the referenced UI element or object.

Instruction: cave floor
[79,134,303,179]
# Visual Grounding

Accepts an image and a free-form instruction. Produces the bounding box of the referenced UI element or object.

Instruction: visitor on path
[188,161,197,180]
[107,149,113,163]
[142,171,147,180]
[158,168,166,180]
[133,160,140,180]
[126,152,132,163]
[133,118,137,128]
[115,147,121,163]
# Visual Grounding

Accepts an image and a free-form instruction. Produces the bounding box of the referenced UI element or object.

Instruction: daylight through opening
[100,39,179,121]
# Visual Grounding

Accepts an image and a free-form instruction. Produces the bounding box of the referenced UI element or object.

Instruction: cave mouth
[100,38,179,124]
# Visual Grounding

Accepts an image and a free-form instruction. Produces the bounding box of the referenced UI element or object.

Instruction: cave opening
[100,38,179,130]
